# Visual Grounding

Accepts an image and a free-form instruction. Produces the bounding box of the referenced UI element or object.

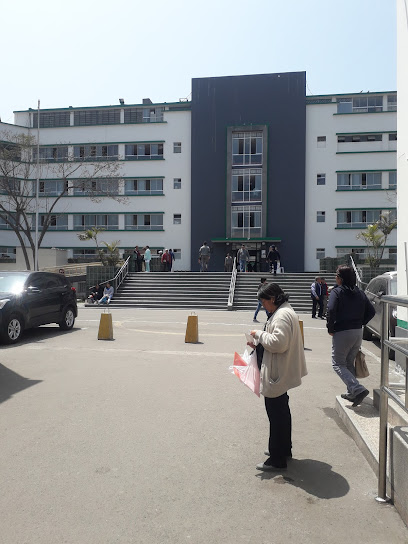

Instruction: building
[0,72,397,272]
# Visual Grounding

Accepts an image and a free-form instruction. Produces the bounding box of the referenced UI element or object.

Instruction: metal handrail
[377,294,408,503]
[349,255,365,289]
[110,256,130,293]
[227,257,237,308]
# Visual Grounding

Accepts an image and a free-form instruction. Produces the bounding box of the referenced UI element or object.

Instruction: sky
[0,0,396,124]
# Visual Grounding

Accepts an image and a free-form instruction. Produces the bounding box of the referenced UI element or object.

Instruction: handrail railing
[377,294,408,503]
[349,255,365,289]
[227,257,237,309]
[110,256,130,293]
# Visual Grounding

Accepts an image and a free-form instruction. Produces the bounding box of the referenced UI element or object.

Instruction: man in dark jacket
[267,245,281,275]
[327,266,375,406]
[310,277,323,319]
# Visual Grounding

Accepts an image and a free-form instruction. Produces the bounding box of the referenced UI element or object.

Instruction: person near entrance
[267,245,281,275]
[253,277,268,322]
[237,244,250,272]
[310,276,323,318]
[144,246,151,272]
[199,241,211,272]
[224,253,233,272]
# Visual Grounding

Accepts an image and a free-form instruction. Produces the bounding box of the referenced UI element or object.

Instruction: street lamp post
[34,100,40,271]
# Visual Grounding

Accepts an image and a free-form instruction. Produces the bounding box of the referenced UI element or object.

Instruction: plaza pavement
[0,306,407,544]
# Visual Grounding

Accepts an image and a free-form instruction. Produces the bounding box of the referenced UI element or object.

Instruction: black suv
[0,271,78,344]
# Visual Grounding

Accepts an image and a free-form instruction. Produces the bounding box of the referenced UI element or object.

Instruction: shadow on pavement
[0,326,81,349]
[256,458,350,499]
[0,364,42,404]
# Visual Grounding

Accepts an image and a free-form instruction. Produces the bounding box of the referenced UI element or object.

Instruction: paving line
[24,345,232,357]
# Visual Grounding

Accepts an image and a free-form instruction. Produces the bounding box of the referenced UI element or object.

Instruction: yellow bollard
[298,319,304,347]
[185,313,199,343]
[98,310,114,340]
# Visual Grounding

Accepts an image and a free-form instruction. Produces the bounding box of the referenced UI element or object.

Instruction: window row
[337,94,396,114]
[231,168,262,203]
[0,213,185,231]
[315,171,396,190]
[1,178,183,196]
[31,142,182,162]
[337,133,396,143]
[231,205,262,238]
[72,247,182,261]
[32,107,166,128]
[336,209,396,228]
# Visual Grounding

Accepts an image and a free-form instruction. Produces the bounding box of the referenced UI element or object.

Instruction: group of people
[199,241,282,273]
[247,265,375,472]
[310,276,329,319]
[87,282,114,305]
[131,246,177,272]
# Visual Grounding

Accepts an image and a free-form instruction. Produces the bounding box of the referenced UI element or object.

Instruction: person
[237,244,250,272]
[98,282,114,305]
[253,277,268,322]
[58,268,65,275]
[327,266,375,406]
[267,245,281,275]
[320,277,329,317]
[169,249,175,272]
[133,246,142,272]
[199,241,211,272]
[310,276,323,319]
[88,283,104,304]
[224,253,233,272]
[248,283,307,471]
[161,249,171,272]
[144,246,151,272]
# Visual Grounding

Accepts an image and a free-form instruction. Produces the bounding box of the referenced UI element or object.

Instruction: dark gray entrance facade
[190,72,306,272]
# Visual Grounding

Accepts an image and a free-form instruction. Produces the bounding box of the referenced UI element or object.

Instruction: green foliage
[77,228,120,266]
[356,214,397,269]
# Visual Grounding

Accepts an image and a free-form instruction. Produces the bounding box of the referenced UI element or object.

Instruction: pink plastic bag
[233,348,260,397]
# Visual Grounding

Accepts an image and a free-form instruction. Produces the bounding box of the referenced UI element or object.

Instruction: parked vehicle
[0,271,78,344]
[363,271,397,356]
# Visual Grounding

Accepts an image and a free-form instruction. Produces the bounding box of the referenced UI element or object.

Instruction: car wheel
[1,314,24,344]
[59,306,75,331]
[362,326,372,340]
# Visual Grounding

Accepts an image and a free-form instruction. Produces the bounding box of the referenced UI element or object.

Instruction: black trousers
[264,393,292,463]
[312,297,323,317]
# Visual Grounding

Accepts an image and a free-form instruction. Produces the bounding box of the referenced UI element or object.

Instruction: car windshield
[0,275,27,294]
[390,277,397,295]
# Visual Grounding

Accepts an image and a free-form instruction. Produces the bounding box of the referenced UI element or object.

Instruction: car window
[390,278,397,295]
[0,274,27,294]
[376,279,387,295]
[366,279,379,294]
[44,274,61,289]
[27,275,47,290]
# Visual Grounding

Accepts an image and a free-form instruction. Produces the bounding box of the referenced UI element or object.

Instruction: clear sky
[1,0,396,124]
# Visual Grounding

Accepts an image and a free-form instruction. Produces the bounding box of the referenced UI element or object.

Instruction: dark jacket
[267,249,280,262]
[326,285,375,334]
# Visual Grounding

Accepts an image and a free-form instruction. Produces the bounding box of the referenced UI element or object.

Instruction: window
[387,94,397,111]
[125,143,163,160]
[317,173,326,185]
[389,133,397,141]
[232,132,263,165]
[33,146,69,162]
[33,111,70,128]
[336,209,392,228]
[232,168,262,202]
[73,179,119,195]
[337,96,383,113]
[316,248,325,259]
[73,248,100,261]
[73,214,119,230]
[337,248,367,261]
[38,180,67,196]
[40,214,68,230]
[173,142,182,153]
[124,179,163,195]
[124,214,163,230]
[317,211,325,222]
[0,213,18,229]
[389,171,397,190]
[173,178,181,189]
[0,247,16,259]
[231,205,261,237]
[124,107,163,123]
[73,145,118,161]
[337,134,382,143]
[337,172,382,190]
[317,136,326,148]
[173,214,181,225]
[74,109,120,126]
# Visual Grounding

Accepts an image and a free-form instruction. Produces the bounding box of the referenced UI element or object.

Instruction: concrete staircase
[104,271,324,312]
[233,272,323,314]
[108,272,232,310]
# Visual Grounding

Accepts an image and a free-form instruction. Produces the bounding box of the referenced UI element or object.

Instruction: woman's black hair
[336,265,356,288]
[257,282,289,306]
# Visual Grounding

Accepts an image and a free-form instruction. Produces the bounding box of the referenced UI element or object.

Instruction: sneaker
[352,389,369,407]
[341,393,355,402]
[264,450,292,458]
[312,316,316,319]
[256,461,287,471]
[253,319,259,323]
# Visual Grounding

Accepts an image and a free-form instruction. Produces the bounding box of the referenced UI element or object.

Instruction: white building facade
[305,92,397,271]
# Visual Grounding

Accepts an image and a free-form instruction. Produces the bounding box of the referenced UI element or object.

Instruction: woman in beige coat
[249,283,307,471]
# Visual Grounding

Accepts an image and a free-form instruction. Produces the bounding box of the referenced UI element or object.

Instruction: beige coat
[253,302,307,398]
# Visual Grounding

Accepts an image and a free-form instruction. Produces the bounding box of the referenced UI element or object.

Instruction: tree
[0,130,123,270]
[77,228,121,267]
[356,213,397,269]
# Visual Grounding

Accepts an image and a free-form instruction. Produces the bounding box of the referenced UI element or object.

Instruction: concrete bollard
[185,313,199,343]
[98,310,114,340]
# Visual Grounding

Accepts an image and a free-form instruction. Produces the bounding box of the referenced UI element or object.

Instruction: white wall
[305,99,397,271]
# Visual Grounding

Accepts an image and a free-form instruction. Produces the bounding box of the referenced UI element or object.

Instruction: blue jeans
[239,260,247,272]
[331,329,366,396]
[254,300,265,319]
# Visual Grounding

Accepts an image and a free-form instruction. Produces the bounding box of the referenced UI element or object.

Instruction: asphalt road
[0,307,407,544]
